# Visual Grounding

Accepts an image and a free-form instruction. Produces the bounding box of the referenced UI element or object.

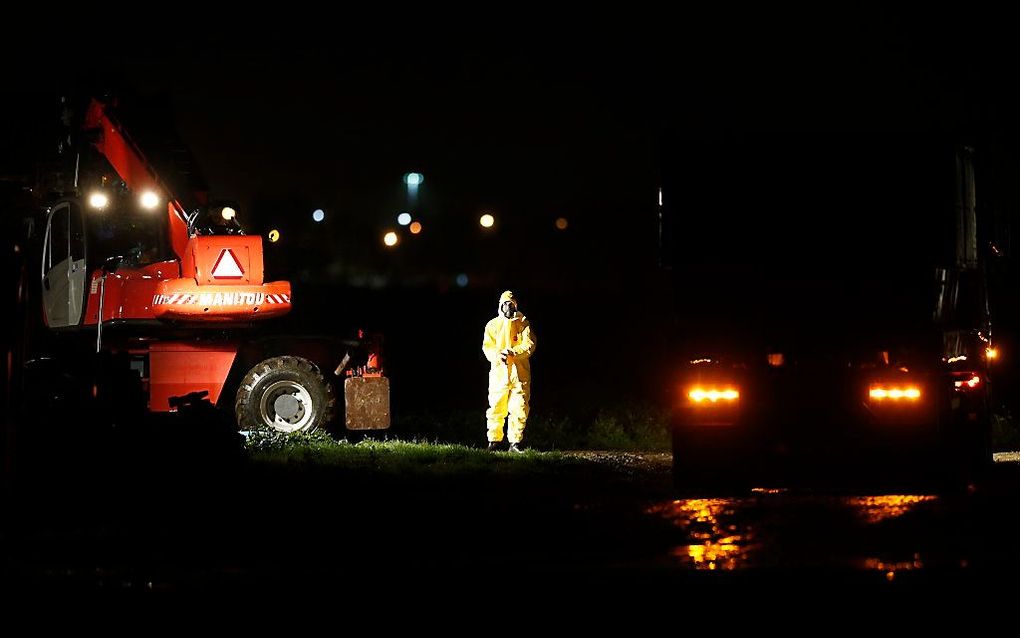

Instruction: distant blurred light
[555,217,569,230]
[221,206,237,221]
[384,231,399,247]
[312,209,325,222]
[409,221,423,235]
[268,229,280,243]
[456,273,469,288]
[479,213,495,228]
[987,347,1000,361]
[404,173,424,186]
[88,191,109,209]
[140,190,160,210]
[397,212,412,226]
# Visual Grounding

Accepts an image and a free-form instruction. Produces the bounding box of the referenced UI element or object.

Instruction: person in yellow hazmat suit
[482,290,537,452]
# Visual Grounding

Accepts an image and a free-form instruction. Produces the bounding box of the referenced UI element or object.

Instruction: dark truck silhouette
[659,134,1009,486]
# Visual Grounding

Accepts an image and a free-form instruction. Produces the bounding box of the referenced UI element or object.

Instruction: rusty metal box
[344,377,391,430]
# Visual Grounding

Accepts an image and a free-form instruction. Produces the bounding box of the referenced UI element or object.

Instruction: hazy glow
[88,192,109,209]
[688,387,739,403]
[221,207,237,220]
[555,217,569,230]
[404,173,424,186]
[397,212,412,226]
[140,191,160,210]
[479,213,495,228]
[383,231,399,247]
[409,221,422,235]
[312,209,325,222]
[987,347,999,361]
[456,273,469,288]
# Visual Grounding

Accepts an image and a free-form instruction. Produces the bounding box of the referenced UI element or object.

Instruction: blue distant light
[456,273,469,288]
[397,212,412,226]
[404,172,424,186]
[312,209,325,222]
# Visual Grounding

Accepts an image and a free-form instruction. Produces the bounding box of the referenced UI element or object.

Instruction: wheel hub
[274,394,301,420]
[258,380,314,432]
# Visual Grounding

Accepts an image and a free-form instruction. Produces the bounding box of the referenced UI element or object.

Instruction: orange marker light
[869,386,921,401]
[688,387,740,403]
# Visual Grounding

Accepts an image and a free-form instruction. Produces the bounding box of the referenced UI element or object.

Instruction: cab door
[41,202,86,327]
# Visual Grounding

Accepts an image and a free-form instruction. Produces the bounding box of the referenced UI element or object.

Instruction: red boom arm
[83,98,191,261]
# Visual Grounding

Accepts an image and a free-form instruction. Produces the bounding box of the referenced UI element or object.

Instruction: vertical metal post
[96,275,106,353]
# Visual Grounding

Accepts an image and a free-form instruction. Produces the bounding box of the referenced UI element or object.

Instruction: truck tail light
[687,386,740,405]
[868,385,922,401]
[952,373,982,392]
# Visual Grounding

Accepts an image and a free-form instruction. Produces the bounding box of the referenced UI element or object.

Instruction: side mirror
[102,255,124,274]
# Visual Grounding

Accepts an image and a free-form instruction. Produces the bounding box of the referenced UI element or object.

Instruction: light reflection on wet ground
[648,492,939,572]
[861,555,924,581]
[648,498,761,570]
[845,495,937,524]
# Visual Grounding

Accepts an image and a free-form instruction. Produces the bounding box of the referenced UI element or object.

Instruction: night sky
[4,10,1020,409]
[6,12,1020,272]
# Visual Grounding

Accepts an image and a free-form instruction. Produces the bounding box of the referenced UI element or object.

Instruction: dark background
[4,9,1020,426]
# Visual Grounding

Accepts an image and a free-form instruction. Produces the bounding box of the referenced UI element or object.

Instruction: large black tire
[235,356,335,433]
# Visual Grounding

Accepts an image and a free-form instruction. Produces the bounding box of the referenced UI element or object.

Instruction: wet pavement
[598,452,1020,584]
[649,494,942,576]
[4,442,1020,591]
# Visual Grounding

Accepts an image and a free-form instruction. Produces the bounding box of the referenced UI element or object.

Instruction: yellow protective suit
[482,291,537,444]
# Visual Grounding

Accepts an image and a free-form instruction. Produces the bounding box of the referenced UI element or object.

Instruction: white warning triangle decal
[211,248,244,279]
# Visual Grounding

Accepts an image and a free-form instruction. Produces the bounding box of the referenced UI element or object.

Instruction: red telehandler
[12,95,390,436]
